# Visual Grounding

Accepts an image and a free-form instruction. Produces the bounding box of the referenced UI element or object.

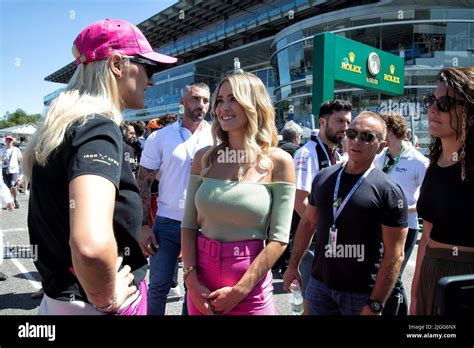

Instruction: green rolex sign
[312,32,405,119]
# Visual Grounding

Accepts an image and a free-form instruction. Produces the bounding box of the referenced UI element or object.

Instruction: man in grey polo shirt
[137,83,213,315]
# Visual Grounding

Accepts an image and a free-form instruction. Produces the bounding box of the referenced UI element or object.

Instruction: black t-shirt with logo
[28,115,147,301]
[308,163,408,293]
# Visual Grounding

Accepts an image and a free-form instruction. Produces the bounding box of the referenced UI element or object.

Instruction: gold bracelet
[183,266,196,282]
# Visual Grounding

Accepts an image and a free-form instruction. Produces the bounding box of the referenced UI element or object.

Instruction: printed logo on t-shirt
[394,167,408,173]
[83,153,119,166]
[295,157,308,170]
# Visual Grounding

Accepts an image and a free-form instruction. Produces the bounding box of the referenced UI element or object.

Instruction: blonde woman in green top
[181,72,296,315]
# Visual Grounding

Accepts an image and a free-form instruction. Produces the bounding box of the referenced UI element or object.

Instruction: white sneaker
[167,285,181,298]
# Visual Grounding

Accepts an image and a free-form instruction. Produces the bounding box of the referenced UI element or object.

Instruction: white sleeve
[294,147,316,193]
[139,131,162,170]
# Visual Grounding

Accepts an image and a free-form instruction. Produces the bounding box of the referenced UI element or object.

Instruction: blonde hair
[23,58,123,179]
[202,72,278,180]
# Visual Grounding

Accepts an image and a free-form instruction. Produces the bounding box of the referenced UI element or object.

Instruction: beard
[185,107,206,122]
[325,126,344,145]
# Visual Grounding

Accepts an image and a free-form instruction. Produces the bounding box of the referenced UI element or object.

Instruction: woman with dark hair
[411,67,474,315]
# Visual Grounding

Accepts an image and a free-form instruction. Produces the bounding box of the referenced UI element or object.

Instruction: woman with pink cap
[23,19,176,315]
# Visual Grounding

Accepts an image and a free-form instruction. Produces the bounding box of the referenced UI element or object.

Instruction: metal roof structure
[44,0,360,84]
[45,0,276,83]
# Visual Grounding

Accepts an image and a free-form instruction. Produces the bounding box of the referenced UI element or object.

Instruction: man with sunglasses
[374,114,428,316]
[286,99,352,312]
[284,111,408,315]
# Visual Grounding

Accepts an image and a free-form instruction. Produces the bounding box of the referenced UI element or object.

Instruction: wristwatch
[367,299,384,313]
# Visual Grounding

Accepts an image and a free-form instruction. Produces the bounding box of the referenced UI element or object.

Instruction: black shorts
[2,172,19,189]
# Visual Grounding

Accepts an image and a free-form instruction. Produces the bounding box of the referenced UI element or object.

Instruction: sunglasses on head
[424,94,466,113]
[346,128,378,143]
[123,56,158,79]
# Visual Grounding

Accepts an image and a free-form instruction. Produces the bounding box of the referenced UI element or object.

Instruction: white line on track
[1,227,28,233]
[10,258,42,289]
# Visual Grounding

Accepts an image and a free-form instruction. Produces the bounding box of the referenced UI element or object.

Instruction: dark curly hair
[379,113,408,140]
[160,113,178,127]
[429,67,474,182]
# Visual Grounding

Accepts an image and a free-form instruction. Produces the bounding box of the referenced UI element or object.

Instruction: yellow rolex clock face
[367,52,381,75]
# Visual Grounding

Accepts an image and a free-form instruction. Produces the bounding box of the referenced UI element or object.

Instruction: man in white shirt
[374,114,428,315]
[137,83,213,315]
[1,136,22,209]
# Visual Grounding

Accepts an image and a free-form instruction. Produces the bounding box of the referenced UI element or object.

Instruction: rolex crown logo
[349,52,355,63]
[390,64,395,75]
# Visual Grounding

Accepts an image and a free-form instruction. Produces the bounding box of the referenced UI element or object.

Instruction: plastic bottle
[289,280,304,315]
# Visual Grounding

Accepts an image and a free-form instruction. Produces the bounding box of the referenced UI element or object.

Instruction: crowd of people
[2,18,473,316]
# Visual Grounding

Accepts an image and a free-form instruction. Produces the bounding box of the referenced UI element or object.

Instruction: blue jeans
[306,277,369,315]
[299,246,315,297]
[148,216,182,315]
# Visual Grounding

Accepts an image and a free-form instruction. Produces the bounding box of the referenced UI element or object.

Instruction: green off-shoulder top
[181,174,296,243]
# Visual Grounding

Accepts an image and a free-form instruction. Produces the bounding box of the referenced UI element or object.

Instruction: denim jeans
[299,246,315,296]
[148,216,182,315]
[306,277,369,315]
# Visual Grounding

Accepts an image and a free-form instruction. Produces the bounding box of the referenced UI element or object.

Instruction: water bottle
[289,280,304,315]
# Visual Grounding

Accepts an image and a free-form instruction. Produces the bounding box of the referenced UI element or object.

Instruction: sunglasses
[123,56,158,79]
[424,94,466,112]
[346,128,378,143]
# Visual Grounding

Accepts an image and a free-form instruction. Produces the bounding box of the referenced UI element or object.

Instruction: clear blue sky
[0,0,177,117]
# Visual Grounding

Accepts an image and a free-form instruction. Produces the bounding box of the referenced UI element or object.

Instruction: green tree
[0,109,41,129]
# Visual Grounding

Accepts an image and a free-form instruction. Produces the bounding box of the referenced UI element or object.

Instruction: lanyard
[315,135,333,165]
[382,145,404,173]
[332,163,375,227]
[179,120,202,161]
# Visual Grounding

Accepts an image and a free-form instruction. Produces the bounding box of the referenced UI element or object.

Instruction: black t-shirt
[308,163,408,293]
[417,162,474,247]
[28,115,147,301]
[123,142,138,174]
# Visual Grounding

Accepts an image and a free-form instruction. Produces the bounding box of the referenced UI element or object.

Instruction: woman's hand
[207,286,247,314]
[187,279,214,315]
[88,256,137,312]
[113,257,138,310]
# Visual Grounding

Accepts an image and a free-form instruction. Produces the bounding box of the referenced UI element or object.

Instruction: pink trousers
[187,234,276,315]
[118,280,148,316]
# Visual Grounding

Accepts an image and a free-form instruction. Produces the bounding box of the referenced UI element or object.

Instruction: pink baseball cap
[72,19,177,65]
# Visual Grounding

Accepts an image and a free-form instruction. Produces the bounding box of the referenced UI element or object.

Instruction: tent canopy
[0,123,37,136]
